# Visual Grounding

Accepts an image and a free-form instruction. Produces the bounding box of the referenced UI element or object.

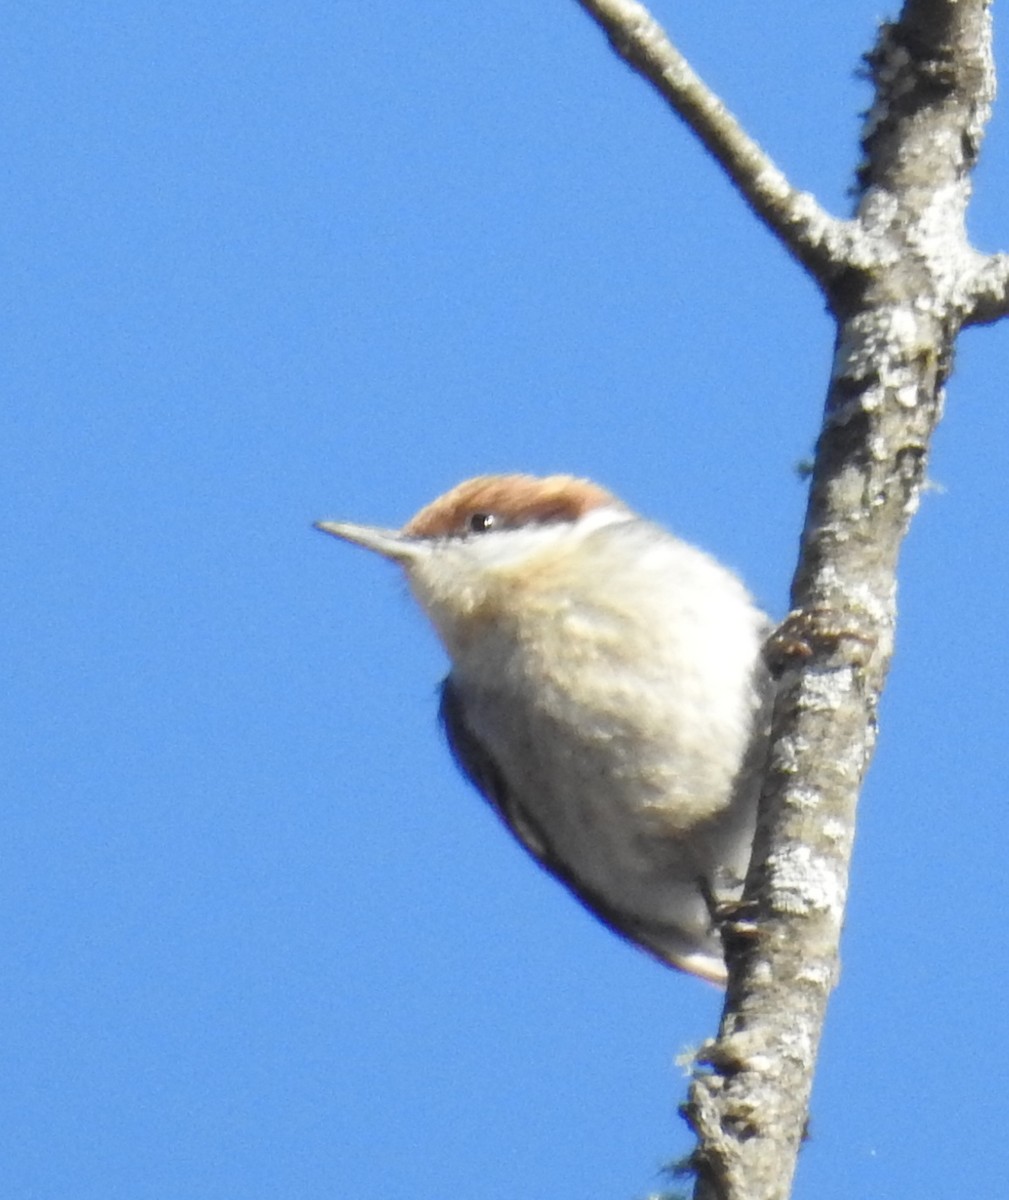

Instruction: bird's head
[315,473,634,654]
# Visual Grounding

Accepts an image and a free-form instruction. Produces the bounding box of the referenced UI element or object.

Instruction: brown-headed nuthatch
[316,474,773,984]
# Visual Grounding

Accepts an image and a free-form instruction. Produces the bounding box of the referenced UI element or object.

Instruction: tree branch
[572,0,860,289]
[682,3,998,1197]
[571,1,1001,1197]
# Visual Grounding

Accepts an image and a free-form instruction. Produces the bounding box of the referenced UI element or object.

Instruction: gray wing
[438,676,554,865]
[437,677,725,979]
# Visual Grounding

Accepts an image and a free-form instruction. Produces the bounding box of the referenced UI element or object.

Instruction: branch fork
[571,2,1003,1197]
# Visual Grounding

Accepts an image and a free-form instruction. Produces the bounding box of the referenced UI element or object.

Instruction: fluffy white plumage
[317,474,773,983]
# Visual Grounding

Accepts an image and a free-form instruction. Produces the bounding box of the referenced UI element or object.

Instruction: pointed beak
[313,519,425,564]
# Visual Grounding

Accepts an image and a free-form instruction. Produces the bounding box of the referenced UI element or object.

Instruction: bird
[315,473,774,984]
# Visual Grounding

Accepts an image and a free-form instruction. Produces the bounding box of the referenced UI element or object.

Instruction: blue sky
[5,3,1009,1197]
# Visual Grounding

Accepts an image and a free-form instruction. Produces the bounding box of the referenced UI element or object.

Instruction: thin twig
[573,0,860,288]
[962,253,1009,324]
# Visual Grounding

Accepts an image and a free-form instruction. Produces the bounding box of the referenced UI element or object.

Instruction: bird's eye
[467,512,497,534]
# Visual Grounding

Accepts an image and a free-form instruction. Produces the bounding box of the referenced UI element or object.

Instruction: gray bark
[572,2,1004,1198]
